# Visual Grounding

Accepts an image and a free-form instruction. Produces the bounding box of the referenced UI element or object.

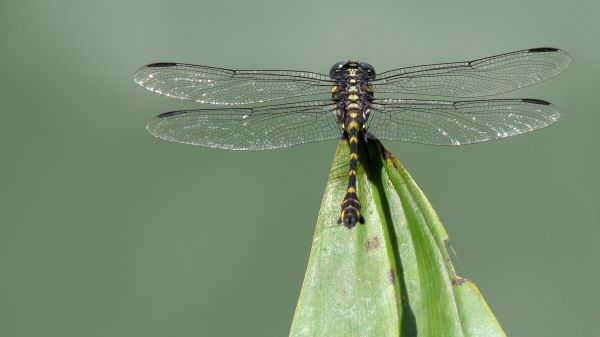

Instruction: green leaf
[289,139,506,337]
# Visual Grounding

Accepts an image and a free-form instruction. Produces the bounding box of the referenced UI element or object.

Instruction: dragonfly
[134,47,570,228]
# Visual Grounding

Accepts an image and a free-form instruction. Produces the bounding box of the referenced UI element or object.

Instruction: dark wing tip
[528,47,560,53]
[146,62,179,68]
[527,47,572,71]
[155,110,187,118]
[134,63,181,85]
[521,98,552,105]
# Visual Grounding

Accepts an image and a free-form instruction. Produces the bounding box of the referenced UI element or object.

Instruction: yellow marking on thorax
[349,169,356,176]
[347,186,356,193]
[349,112,358,118]
[349,152,358,160]
[347,102,360,110]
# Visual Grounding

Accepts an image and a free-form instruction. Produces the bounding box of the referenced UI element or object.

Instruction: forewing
[147,101,341,150]
[374,48,571,97]
[367,99,560,145]
[134,63,332,104]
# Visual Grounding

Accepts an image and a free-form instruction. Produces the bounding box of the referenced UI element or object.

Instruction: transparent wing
[146,101,341,150]
[134,63,333,105]
[367,98,560,145]
[374,48,571,97]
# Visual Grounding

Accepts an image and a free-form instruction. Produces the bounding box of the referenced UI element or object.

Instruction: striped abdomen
[338,111,365,228]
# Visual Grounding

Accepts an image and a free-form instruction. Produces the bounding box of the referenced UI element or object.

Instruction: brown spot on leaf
[383,148,394,160]
[366,236,381,251]
[382,148,401,169]
[452,277,466,286]
[387,269,395,284]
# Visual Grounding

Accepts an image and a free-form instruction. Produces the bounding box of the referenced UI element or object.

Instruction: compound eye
[330,61,347,78]
[359,62,376,78]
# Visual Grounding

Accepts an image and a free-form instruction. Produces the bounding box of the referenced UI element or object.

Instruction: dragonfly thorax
[330,61,375,131]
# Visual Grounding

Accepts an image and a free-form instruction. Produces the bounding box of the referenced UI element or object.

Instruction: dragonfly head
[330,61,376,80]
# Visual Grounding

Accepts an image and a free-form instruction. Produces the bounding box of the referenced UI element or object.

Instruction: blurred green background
[1,0,598,336]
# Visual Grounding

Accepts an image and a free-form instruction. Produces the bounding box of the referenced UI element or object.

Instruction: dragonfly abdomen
[337,119,366,228]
